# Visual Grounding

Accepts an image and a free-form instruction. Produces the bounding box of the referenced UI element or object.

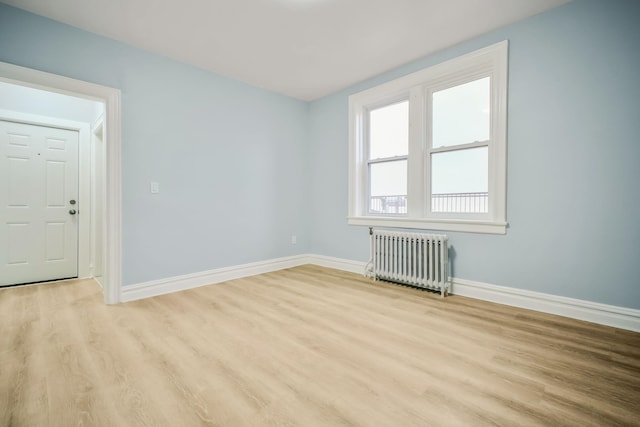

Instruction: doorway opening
[0,61,122,304]
[0,82,102,287]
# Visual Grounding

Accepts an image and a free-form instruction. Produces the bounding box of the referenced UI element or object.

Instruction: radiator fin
[370,230,449,297]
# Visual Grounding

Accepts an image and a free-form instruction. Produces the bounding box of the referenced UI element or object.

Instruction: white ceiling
[4,0,569,101]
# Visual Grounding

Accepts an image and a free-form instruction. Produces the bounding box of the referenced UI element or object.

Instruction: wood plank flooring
[1,265,639,426]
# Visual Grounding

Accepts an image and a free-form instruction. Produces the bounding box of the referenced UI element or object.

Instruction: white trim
[119,253,640,332]
[77,123,91,279]
[347,216,507,234]
[121,255,311,302]
[307,254,367,274]
[313,254,640,333]
[90,114,106,287]
[104,85,121,304]
[0,61,123,304]
[0,109,88,130]
[450,278,640,333]
[121,254,368,302]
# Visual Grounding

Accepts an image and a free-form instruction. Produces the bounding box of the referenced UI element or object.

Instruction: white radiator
[367,229,449,297]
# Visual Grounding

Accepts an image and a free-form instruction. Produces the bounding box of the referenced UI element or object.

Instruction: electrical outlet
[291,235,297,245]
[150,181,159,194]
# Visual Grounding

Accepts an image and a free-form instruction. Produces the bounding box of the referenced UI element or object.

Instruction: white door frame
[91,114,106,285]
[0,61,122,304]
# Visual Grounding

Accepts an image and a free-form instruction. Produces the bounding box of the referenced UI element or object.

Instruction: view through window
[349,41,508,234]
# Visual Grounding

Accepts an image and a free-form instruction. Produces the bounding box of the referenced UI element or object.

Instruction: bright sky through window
[349,41,507,233]
[368,79,491,198]
[431,147,488,194]
[369,101,408,159]
[433,77,490,148]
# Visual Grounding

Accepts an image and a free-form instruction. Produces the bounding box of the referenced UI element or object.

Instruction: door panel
[8,157,29,205]
[7,223,28,264]
[0,120,79,286]
[45,222,66,261]
[46,160,66,206]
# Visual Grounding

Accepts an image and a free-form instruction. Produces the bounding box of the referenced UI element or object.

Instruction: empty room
[1,0,639,425]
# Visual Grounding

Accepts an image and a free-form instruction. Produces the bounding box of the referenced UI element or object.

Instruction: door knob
[69,209,77,215]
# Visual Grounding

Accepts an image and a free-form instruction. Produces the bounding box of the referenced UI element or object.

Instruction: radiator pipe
[365,227,374,277]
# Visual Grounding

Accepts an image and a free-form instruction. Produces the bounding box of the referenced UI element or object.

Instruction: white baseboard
[307,254,367,274]
[313,256,640,332]
[120,254,640,333]
[450,277,640,333]
[121,254,310,302]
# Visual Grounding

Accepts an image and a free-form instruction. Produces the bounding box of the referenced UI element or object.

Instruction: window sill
[347,216,507,235]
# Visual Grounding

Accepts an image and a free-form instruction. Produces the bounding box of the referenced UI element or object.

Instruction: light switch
[150,181,160,194]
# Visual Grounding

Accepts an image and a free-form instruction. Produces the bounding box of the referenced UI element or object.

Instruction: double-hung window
[348,41,508,234]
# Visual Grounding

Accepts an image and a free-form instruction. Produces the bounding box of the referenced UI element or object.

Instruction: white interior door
[0,119,79,286]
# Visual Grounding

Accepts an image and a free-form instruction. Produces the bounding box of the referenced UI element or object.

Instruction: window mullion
[406,87,424,217]
[358,104,369,216]
[424,87,434,217]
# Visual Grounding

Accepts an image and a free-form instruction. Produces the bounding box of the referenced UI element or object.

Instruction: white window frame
[348,41,508,234]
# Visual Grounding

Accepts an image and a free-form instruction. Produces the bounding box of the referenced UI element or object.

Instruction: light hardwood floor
[1,265,639,426]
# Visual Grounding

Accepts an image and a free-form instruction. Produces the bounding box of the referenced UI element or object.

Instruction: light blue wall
[309,0,640,309]
[0,3,310,285]
[1,1,639,309]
